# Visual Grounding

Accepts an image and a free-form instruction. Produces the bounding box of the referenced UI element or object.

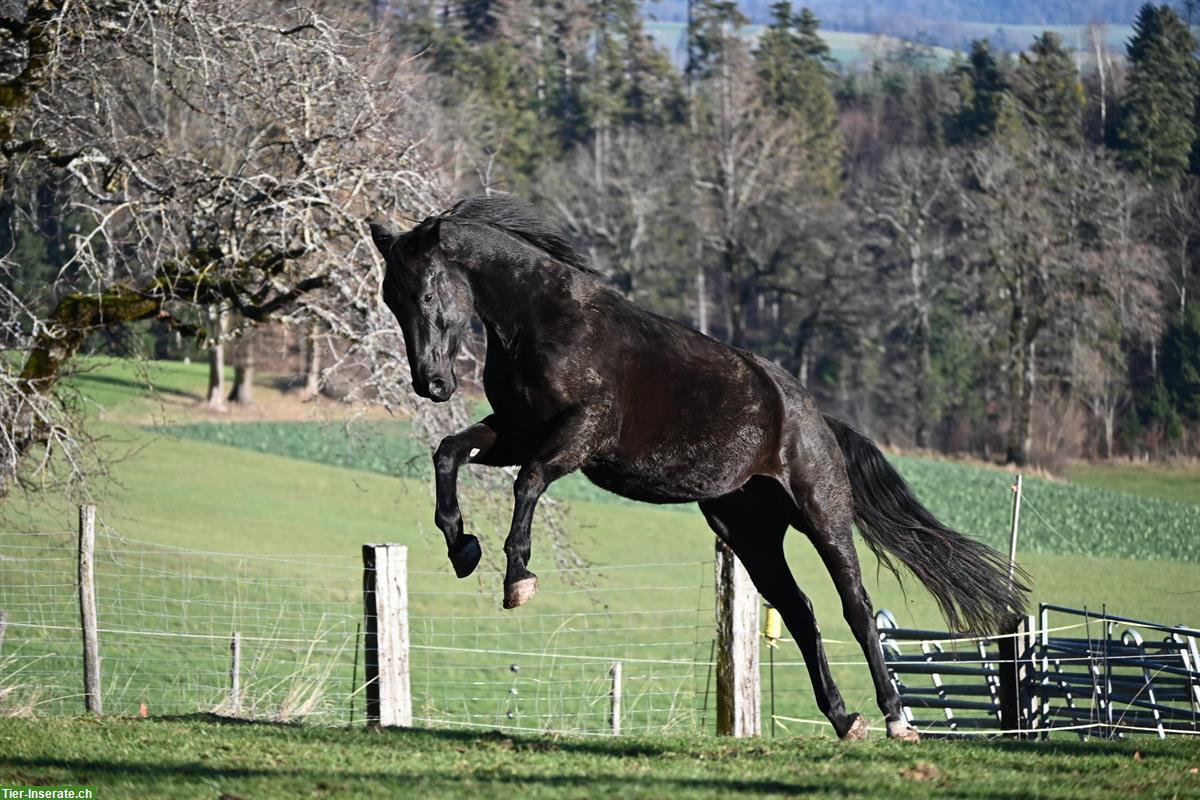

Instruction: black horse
[369,195,1027,742]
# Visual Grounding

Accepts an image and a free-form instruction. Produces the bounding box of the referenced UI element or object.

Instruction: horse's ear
[368,221,397,258]
[435,219,468,259]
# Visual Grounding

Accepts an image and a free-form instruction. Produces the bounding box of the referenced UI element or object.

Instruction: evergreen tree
[1116,3,1199,183]
[793,7,831,63]
[687,0,749,83]
[950,39,1023,145]
[613,2,685,128]
[591,0,684,135]
[1015,32,1084,145]
[1163,300,1200,421]
[753,3,843,194]
[460,0,499,42]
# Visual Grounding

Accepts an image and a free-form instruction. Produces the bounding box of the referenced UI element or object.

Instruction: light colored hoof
[888,720,921,743]
[503,577,539,609]
[840,713,869,741]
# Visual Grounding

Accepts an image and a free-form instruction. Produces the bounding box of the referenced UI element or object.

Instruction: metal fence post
[715,540,760,736]
[362,543,412,727]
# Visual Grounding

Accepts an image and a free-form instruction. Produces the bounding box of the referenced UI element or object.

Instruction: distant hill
[645,1,1147,26]
[643,1,1147,55]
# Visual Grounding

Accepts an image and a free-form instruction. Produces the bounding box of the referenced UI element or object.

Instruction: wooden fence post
[1021,613,1037,736]
[997,621,1020,736]
[715,540,760,737]
[610,662,622,736]
[0,611,7,655]
[78,504,101,715]
[229,631,242,715]
[362,543,412,727]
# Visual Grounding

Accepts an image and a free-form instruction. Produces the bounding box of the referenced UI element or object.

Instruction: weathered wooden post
[362,543,412,727]
[1020,613,1037,735]
[610,662,622,736]
[78,504,102,715]
[229,631,242,715]
[998,477,1025,737]
[715,540,760,736]
[997,622,1021,736]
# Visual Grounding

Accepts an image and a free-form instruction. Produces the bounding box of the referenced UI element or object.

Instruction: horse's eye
[423,293,434,304]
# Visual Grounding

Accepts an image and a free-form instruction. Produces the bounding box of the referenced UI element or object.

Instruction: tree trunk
[206,306,228,412]
[913,346,931,449]
[228,330,255,406]
[913,309,933,449]
[1006,335,1035,466]
[5,288,164,500]
[303,321,321,399]
[725,249,745,347]
[1103,404,1115,460]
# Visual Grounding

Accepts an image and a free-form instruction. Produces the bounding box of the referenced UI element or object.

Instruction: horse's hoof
[503,576,539,609]
[887,720,920,743]
[840,713,869,741]
[448,535,482,579]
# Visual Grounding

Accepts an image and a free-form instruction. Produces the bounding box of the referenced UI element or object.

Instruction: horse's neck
[465,258,563,340]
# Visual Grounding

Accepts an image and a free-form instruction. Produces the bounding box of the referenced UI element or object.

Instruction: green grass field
[2,358,1199,797]
[1,716,1197,800]
[1065,462,1200,507]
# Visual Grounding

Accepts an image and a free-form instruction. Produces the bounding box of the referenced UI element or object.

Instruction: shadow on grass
[70,372,203,402]
[2,715,1182,798]
[156,713,671,758]
[149,713,1160,761]
[2,717,807,795]
[0,753,823,796]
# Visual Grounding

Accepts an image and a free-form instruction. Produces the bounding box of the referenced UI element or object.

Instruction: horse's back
[577,299,792,502]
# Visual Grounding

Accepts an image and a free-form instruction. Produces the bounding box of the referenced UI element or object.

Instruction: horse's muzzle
[427,376,452,402]
[415,372,454,403]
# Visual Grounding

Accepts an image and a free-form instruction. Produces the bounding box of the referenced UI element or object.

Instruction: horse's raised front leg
[433,420,499,578]
[501,409,600,609]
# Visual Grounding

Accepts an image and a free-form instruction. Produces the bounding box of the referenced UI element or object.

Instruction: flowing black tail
[824,415,1029,635]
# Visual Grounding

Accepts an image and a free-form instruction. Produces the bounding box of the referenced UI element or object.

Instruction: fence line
[0,521,720,733]
[1,510,1196,739]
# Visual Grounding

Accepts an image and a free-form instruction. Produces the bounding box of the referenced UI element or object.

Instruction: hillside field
[1,357,1198,742]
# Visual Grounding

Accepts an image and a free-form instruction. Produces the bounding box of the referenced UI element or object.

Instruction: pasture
[2,358,1199,796]
[1,716,1197,799]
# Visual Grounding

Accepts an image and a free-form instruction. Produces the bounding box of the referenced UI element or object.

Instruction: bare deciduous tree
[962,140,1165,464]
[0,1,445,500]
[856,148,961,447]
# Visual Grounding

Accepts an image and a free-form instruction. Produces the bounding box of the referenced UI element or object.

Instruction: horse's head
[369,218,473,403]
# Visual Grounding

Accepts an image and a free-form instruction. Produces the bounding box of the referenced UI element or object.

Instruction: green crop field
[2,358,1198,795]
[1065,462,1200,507]
[155,420,1200,564]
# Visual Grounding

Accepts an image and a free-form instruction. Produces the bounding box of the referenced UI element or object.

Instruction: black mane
[442,195,605,278]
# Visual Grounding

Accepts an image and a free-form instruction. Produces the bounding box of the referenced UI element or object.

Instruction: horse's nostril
[429,377,447,394]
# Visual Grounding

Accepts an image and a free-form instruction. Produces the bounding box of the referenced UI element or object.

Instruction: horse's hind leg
[699,479,860,740]
[796,479,919,742]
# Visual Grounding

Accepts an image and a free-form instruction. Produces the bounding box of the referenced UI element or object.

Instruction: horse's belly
[582,445,761,504]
